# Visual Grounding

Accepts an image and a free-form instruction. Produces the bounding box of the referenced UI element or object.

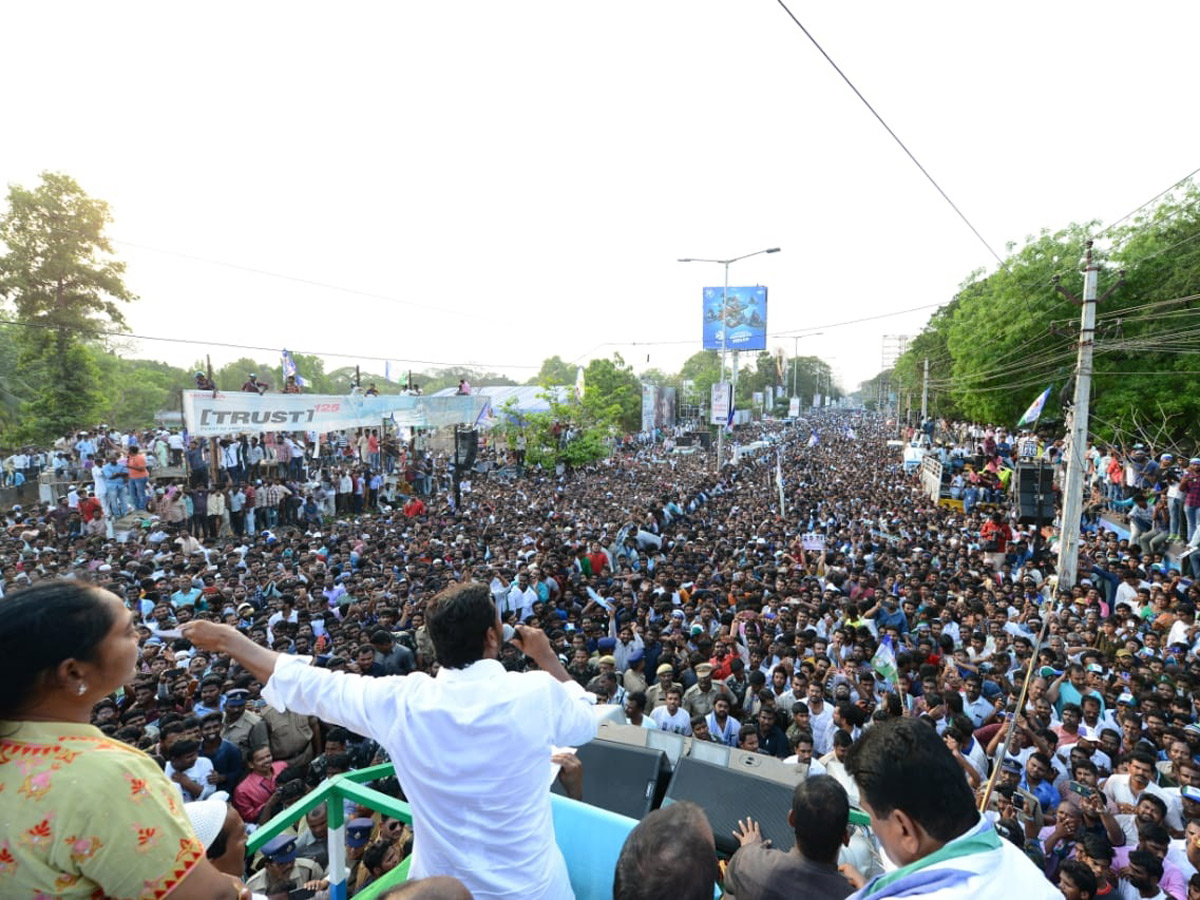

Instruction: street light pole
[678,247,780,471]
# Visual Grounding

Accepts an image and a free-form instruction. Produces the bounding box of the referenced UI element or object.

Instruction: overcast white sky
[3,2,1199,393]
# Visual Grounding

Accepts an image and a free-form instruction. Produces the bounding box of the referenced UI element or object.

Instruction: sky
[3,2,1199,395]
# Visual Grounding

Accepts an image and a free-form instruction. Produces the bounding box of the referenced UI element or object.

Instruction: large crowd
[3,404,1200,900]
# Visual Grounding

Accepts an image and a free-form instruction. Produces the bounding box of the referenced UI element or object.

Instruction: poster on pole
[787,397,800,417]
[641,384,656,433]
[812,393,822,409]
[710,382,732,425]
[702,286,768,351]
[752,391,764,408]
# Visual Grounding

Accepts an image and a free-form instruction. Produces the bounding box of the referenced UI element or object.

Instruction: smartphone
[1012,794,1026,812]
[1069,780,1096,798]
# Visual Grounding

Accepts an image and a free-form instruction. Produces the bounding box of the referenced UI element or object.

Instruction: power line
[0,317,541,371]
[1097,165,1200,238]
[111,238,507,327]
[773,0,1009,272]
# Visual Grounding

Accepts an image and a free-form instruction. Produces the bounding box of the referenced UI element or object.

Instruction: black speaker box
[551,740,671,820]
[1013,462,1055,524]
[662,756,796,856]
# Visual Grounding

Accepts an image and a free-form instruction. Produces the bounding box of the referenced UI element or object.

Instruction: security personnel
[219,689,268,761]
[245,835,325,894]
[645,663,683,713]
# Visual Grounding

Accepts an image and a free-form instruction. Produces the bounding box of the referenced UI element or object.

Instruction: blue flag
[1017,386,1051,426]
[281,349,308,388]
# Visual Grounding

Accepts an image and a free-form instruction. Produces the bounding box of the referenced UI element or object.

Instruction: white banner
[787,397,801,417]
[182,390,486,437]
[801,532,826,551]
[710,382,732,425]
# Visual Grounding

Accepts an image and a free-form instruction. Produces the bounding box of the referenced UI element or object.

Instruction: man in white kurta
[257,594,597,900]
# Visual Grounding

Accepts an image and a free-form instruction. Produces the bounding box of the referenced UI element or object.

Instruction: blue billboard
[702,286,767,351]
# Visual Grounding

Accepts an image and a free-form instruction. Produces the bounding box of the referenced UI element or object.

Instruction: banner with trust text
[182,390,487,437]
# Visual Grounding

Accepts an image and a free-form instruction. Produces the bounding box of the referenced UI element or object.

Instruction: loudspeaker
[453,427,478,469]
[663,756,797,856]
[1013,462,1055,524]
[552,740,671,820]
[691,431,712,449]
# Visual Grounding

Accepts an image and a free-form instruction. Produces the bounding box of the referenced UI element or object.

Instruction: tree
[215,358,275,392]
[0,172,136,441]
[526,355,579,386]
[583,354,641,434]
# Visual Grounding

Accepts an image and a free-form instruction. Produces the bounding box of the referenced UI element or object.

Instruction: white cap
[184,793,230,849]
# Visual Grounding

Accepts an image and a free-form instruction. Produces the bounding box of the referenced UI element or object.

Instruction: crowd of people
[2,405,1200,900]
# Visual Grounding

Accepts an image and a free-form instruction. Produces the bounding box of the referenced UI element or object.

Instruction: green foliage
[495,389,616,470]
[526,355,579,386]
[893,185,1200,444]
[0,173,138,443]
[583,354,641,434]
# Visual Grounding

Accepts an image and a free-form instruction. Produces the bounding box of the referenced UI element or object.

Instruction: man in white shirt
[504,572,539,623]
[650,688,692,735]
[1105,750,1183,832]
[184,582,597,900]
[165,739,217,802]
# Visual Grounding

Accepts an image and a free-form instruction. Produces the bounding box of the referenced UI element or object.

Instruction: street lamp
[678,247,780,470]
[790,333,824,400]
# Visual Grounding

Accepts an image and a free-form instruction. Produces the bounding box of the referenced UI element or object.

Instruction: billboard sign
[702,286,768,351]
[787,397,800,417]
[710,382,732,425]
[641,384,656,433]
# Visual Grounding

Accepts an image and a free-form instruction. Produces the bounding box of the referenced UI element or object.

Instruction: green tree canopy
[0,172,137,441]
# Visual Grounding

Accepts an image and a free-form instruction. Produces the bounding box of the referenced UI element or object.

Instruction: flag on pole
[725,402,735,432]
[1017,386,1052,426]
[574,366,586,401]
[281,349,308,387]
[474,400,492,427]
[776,450,786,516]
[871,634,898,686]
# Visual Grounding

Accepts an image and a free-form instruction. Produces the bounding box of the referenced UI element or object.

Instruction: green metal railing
[246,763,411,900]
[246,761,872,900]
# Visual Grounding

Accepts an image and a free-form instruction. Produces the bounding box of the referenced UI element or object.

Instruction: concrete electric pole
[1054,241,1123,589]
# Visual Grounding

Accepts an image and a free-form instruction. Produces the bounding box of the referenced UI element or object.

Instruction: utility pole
[921,356,929,421]
[1055,241,1123,589]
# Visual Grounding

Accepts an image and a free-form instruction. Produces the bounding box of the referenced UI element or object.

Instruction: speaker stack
[1013,461,1055,525]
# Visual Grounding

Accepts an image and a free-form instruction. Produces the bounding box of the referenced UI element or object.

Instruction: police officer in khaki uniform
[245,835,326,894]
[645,663,682,713]
[219,689,268,761]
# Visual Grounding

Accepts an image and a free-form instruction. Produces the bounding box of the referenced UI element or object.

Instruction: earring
[77,683,87,695]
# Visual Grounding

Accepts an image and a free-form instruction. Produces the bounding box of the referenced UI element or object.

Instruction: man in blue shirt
[171,577,204,610]
[101,456,129,517]
[1020,751,1061,814]
[866,595,909,635]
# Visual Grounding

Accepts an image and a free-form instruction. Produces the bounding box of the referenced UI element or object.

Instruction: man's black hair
[1129,848,1164,880]
[844,717,977,843]
[425,582,496,669]
[1059,859,1097,898]
[1080,832,1114,863]
[791,775,849,864]
[613,801,717,900]
[168,738,200,760]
